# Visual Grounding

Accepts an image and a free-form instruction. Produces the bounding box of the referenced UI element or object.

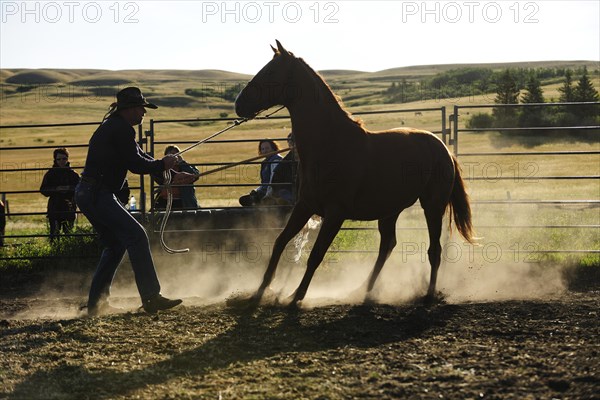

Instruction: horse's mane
[295,56,365,128]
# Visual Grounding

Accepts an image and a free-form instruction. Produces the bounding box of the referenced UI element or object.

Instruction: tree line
[383,65,598,142]
[468,66,599,138]
[384,66,598,105]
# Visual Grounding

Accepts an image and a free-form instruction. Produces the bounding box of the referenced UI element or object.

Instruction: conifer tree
[573,66,599,122]
[521,74,544,104]
[493,69,520,126]
[558,69,575,102]
[519,74,545,128]
[574,66,599,103]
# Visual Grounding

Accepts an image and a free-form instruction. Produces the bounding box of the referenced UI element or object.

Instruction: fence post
[148,119,156,223]
[136,123,146,214]
[441,106,447,145]
[453,105,459,155]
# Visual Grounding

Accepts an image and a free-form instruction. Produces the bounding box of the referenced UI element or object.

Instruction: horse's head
[235,40,296,119]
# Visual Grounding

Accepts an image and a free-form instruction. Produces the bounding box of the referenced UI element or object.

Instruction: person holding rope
[154,145,200,210]
[76,87,196,316]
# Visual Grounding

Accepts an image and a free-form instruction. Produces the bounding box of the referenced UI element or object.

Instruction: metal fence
[146,106,447,212]
[0,121,145,258]
[1,103,598,261]
[450,102,599,256]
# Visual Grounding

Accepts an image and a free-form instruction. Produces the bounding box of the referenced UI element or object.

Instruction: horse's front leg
[364,212,400,302]
[289,215,344,305]
[254,202,313,301]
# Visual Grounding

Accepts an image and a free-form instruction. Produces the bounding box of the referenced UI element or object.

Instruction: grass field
[0,63,598,260]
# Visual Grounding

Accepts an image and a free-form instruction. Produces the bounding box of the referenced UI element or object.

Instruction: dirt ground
[0,273,598,400]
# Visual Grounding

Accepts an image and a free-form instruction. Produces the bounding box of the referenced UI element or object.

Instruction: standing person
[155,145,200,210]
[75,87,196,316]
[39,148,80,242]
[239,139,282,206]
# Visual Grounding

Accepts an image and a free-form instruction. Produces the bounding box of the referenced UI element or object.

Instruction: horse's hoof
[285,299,303,311]
[225,291,261,309]
[363,293,378,306]
[422,295,435,307]
[280,292,303,309]
[422,291,446,307]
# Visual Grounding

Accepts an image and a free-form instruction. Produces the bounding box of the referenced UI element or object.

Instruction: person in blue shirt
[264,132,299,205]
[239,139,282,206]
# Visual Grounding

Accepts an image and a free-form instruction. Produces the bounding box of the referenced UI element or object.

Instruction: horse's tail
[449,154,476,244]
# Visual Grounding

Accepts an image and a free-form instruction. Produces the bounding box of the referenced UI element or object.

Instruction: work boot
[142,294,182,314]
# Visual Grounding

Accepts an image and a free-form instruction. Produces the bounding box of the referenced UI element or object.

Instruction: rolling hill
[0,60,597,126]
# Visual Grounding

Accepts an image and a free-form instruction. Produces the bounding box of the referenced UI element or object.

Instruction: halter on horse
[235,40,475,305]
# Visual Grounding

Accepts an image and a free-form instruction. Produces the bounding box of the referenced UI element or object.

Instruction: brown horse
[235,40,474,305]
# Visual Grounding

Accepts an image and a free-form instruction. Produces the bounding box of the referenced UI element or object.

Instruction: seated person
[262,132,299,205]
[154,145,200,209]
[239,139,282,206]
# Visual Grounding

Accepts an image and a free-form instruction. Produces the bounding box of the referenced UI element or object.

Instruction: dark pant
[49,218,74,242]
[75,181,161,307]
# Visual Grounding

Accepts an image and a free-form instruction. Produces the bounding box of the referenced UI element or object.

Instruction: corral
[0,103,599,399]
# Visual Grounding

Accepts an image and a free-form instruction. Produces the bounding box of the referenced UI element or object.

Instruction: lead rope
[175,106,285,158]
[158,106,286,253]
[158,169,185,254]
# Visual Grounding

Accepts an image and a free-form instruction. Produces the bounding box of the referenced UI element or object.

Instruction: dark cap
[115,87,158,110]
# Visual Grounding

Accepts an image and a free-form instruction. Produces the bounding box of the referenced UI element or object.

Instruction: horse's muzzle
[234,91,254,118]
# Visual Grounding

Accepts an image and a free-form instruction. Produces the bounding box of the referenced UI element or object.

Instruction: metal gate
[448,102,599,260]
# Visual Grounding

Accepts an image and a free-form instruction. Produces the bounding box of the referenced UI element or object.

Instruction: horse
[235,40,475,306]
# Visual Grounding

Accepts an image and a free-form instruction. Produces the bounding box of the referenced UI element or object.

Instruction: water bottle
[129,195,136,210]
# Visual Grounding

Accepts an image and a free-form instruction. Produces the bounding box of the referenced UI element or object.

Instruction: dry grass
[0,66,598,212]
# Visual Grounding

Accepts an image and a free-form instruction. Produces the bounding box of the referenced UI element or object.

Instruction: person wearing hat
[76,87,197,316]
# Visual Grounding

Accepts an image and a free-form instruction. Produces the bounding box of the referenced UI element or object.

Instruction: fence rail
[0,103,598,260]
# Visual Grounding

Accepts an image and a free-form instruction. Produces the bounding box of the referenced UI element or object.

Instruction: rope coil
[158,169,189,254]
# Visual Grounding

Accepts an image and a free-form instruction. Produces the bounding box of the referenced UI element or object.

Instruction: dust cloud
[3,207,570,320]
[131,207,568,308]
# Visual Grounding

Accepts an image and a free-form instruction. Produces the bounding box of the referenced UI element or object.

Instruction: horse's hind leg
[255,202,313,300]
[423,207,444,301]
[364,213,400,300]
[289,215,344,304]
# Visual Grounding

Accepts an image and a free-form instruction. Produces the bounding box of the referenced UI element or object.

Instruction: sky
[1,0,599,74]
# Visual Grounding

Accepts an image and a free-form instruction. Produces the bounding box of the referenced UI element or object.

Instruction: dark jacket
[256,153,282,199]
[270,151,299,204]
[178,161,200,208]
[81,114,164,193]
[40,164,80,220]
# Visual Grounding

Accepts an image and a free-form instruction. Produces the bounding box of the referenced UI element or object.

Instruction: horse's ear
[270,44,278,54]
[275,40,289,56]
